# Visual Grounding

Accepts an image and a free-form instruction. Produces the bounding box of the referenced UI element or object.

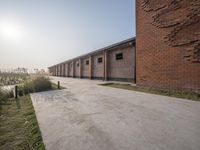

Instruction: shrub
[6,90,14,98]
[31,77,52,92]
[1,77,52,101]
[0,88,14,104]
[18,87,24,96]
[20,77,52,95]
[0,88,6,104]
[23,83,34,95]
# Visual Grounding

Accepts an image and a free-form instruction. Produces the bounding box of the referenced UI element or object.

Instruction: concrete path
[31,77,200,150]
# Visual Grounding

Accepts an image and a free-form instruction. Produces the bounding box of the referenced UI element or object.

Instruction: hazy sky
[0,0,135,69]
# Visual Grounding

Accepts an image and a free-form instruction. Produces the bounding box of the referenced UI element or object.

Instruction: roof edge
[49,37,135,68]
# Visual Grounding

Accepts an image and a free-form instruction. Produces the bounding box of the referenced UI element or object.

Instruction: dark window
[77,62,79,67]
[116,53,123,60]
[86,60,89,65]
[98,57,103,63]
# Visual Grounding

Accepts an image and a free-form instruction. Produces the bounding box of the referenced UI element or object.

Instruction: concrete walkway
[31,77,200,150]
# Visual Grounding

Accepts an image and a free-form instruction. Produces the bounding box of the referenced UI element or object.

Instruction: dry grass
[0,95,45,150]
[101,83,200,101]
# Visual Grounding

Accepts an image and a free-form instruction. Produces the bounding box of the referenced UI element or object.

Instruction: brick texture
[49,38,135,82]
[92,53,104,78]
[74,60,80,77]
[82,58,90,78]
[108,46,135,80]
[69,62,73,77]
[136,0,200,92]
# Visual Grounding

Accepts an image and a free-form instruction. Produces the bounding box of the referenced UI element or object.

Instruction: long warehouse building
[49,0,200,93]
[49,37,136,82]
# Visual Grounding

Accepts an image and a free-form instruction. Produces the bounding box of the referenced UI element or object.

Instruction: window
[116,53,123,60]
[86,60,89,65]
[98,57,103,63]
[77,62,79,67]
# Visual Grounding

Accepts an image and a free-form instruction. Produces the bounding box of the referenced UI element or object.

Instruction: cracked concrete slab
[31,77,200,150]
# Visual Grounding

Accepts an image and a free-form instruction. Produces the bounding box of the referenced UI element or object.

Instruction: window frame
[97,57,103,63]
[115,53,123,60]
[85,60,89,65]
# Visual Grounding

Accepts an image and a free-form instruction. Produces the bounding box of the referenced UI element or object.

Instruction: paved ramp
[31,77,200,150]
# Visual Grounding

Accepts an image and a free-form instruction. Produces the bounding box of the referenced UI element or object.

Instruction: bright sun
[0,21,23,41]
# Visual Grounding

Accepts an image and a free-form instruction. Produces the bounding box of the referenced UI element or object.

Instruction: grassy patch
[18,77,65,96]
[0,76,63,150]
[100,83,200,101]
[19,77,52,95]
[0,95,45,150]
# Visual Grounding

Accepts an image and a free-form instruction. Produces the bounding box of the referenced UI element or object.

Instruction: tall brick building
[136,0,200,92]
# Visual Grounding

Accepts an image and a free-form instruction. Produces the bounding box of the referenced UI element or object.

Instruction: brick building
[49,38,136,82]
[49,0,200,92]
[136,0,200,92]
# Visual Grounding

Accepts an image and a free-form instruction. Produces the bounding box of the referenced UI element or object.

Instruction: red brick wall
[57,65,61,76]
[49,38,136,82]
[69,62,73,77]
[64,63,69,77]
[92,53,104,78]
[74,60,80,77]
[82,58,90,78]
[136,0,200,92]
[108,45,135,81]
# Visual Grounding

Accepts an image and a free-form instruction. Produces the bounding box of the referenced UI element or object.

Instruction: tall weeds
[19,77,52,95]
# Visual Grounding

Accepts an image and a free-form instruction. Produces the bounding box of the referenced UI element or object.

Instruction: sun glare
[0,21,23,41]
